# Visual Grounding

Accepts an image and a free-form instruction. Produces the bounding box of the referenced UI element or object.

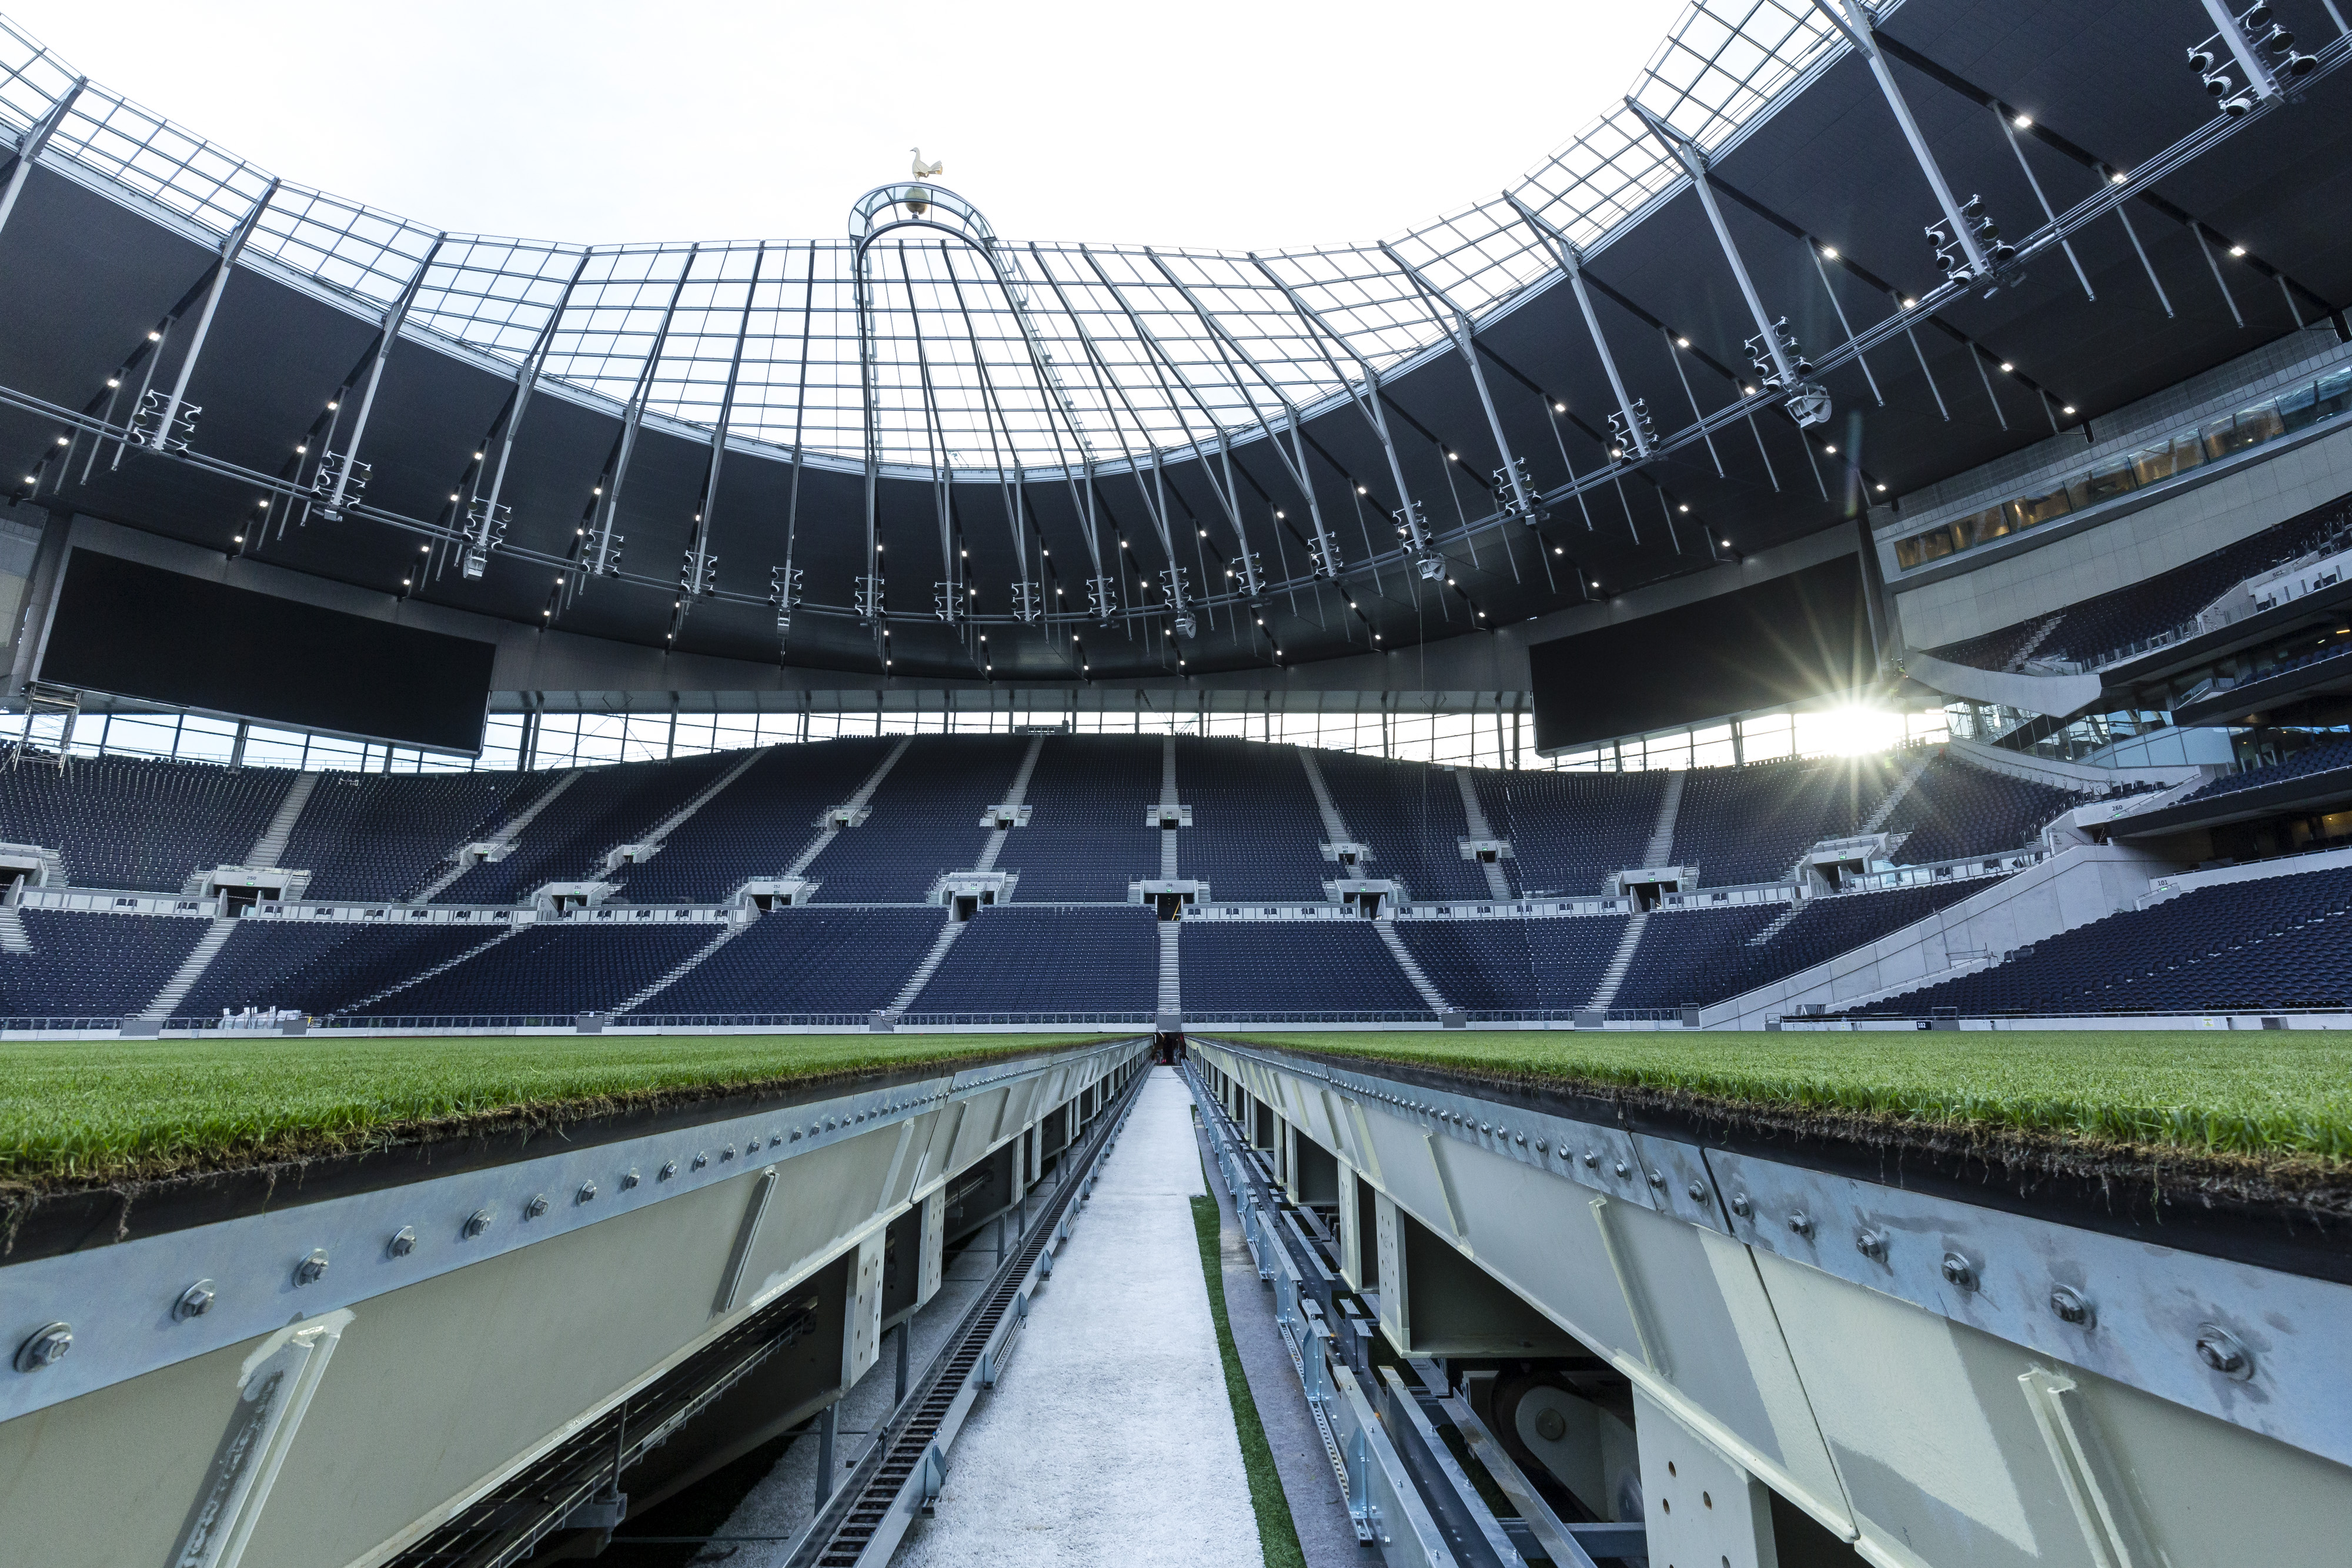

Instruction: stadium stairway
[784,738,912,883]
[975,737,1045,874]
[622,747,770,862]
[1157,922,1180,1014]
[1858,750,1933,836]
[138,918,236,1021]
[614,922,746,1015]
[243,772,318,870]
[1455,770,1512,899]
[1160,738,1181,879]
[413,772,582,902]
[341,928,518,1017]
[1297,748,1351,849]
[889,916,965,1013]
[1587,910,1649,1012]
[1375,920,1449,1013]
[1643,772,1684,865]
[0,906,27,954]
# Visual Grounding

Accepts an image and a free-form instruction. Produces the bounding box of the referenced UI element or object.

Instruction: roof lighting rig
[1605,401,1654,463]
[2188,1,2316,116]
[768,565,803,637]
[460,499,509,581]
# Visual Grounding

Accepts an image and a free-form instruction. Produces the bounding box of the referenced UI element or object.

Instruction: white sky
[12,0,1688,251]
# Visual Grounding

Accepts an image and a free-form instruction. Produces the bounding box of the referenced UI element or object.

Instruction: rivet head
[464,1208,495,1238]
[524,1193,550,1219]
[691,1152,709,1171]
[1613,1160,1630,1178]
[173,1281,216,1320]
[1730,1193,1752,1218]
[293,1249,330,1287]
[2049,1285,2094,1327]
[14,1322,71,1373]
[577,1181,598,1203]
[1854,1228,1884,1259]
[2195,1323,2253,1379]
[770,1134,784,1148]
[1940,1252,1977,1291]
[659,1161,678,1181]
[621,1169,640,1190]
[387,1226,417,1258]
[1787,1212,1814,1238]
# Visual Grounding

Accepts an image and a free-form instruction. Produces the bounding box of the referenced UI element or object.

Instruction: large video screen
[39,550,497,753]
[1529,555,1873,751]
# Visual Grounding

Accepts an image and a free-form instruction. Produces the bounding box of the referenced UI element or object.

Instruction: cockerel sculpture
[906,149,944,217]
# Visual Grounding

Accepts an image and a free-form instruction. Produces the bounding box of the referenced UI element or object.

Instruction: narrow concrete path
[893,1067,1261,1567]
[1193,1117,1362,1568]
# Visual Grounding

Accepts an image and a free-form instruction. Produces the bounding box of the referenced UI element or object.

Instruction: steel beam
[318,233,446,520]
[1504,193,1652,460]
[0,75,83,242]
[589,247,700,580]
[1378,240,1538,519]
[149,179,282,458]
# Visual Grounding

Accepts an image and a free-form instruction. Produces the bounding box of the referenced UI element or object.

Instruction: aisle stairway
[138,919,236,1021]
[1587,911,1649,1012]
[244,772,318,869]
[413,772,582,902]
[1377,921,1449,1014]
[1455,770,1512,899]
[1157,922,1181,1015]
[891,917,967,1012]
[1642,773,1684,865]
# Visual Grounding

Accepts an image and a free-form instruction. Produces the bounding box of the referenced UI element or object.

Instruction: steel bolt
[2195,1323,2253,1379]
[1534,1139,1548,1155]
[577,1181,598,1204]
[293,1249,330,1287]
[1613,1160,1630,1179]
[1730,1193,1752,1218]
[464,1208,495,1238]
[1646,1169,1666,1189]
[525,1193,550,1219]
[1787,1212,1814,1238]
[1854,1229,1885,1260]
[659,1161,678,1181]
[721,1144,737,1162]
[173,1281,216,1321]
[387,1226,417,1258]
[1940,1252,1977,1291]
[691,1152,709,1171]
[621,1169,640,1190]
[2049,1285,2094,1327]
[13,1322,71,1373]
[1686,1181,1706,1202]
[1582,1151,1599,1169]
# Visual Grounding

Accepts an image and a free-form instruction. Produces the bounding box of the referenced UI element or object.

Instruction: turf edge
[1191,1189,1309,1568]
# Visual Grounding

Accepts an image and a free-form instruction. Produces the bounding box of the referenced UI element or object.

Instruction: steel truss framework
[0,4,2346,663]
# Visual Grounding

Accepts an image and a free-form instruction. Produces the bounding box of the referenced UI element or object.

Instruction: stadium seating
[912,905,1157,1014]
[633,907,946,1015]
[1671,757,1895,887]
[435,753,740,904]
[1005,737,1165,902]
[184,921,510,1018]
[1611,905,1785,1013]
[382,922,714,1015]
[803,736,1032,902]
[286,771,559,901]
[1180,920,1425,1015]
[1929,492,2352,671]
[1526,915,1632,1010]
[2180,735,2352,803]
[1393,920,1536,1011]
[1854,865,2352,1015]
[1319,752,1494,899]
[1174,738,1332,902]
[616,738,894,904]
[0,911,206,1017]
[0,757,293,891]
[1475,768,1663,895]
[1884,755,2086,864]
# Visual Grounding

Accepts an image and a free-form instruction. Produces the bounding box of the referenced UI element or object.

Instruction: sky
[11,0,1689,252]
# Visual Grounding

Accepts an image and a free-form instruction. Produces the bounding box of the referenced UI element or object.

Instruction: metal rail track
[784,1058,1148,1568]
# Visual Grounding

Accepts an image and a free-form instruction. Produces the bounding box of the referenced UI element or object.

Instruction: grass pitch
[0,1033,1106,1188]
[1228,1030,2352,1163]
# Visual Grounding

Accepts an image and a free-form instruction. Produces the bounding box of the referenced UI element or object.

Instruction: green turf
[1190,1189,1309,1568]
[1225,1030,2352,1162]
[0,1033,1110,1187]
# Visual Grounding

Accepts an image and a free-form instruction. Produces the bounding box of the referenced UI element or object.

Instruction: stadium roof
[1,2,2347,687]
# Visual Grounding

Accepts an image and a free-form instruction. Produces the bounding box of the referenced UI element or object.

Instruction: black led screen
[39,550,496,753]
[1529,555,1873,751]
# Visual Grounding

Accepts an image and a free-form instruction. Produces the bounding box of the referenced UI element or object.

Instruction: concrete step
[1588,910,1649,1012]
[1156,922,1181,1014]
[1375,921,1448,1014]
[141,918,238,1021]
[340,928,518,1017]
[0,905,29,954]
[245,771,319,869]
[891,917,967,1012]
[975,737,1044,875]
[412,771,584,902]
[1642,773,1685,867]
[780,737,915,882]
[617,921,745,1015]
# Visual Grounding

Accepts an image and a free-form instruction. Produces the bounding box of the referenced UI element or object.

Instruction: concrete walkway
[893,1066,1261,1567]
